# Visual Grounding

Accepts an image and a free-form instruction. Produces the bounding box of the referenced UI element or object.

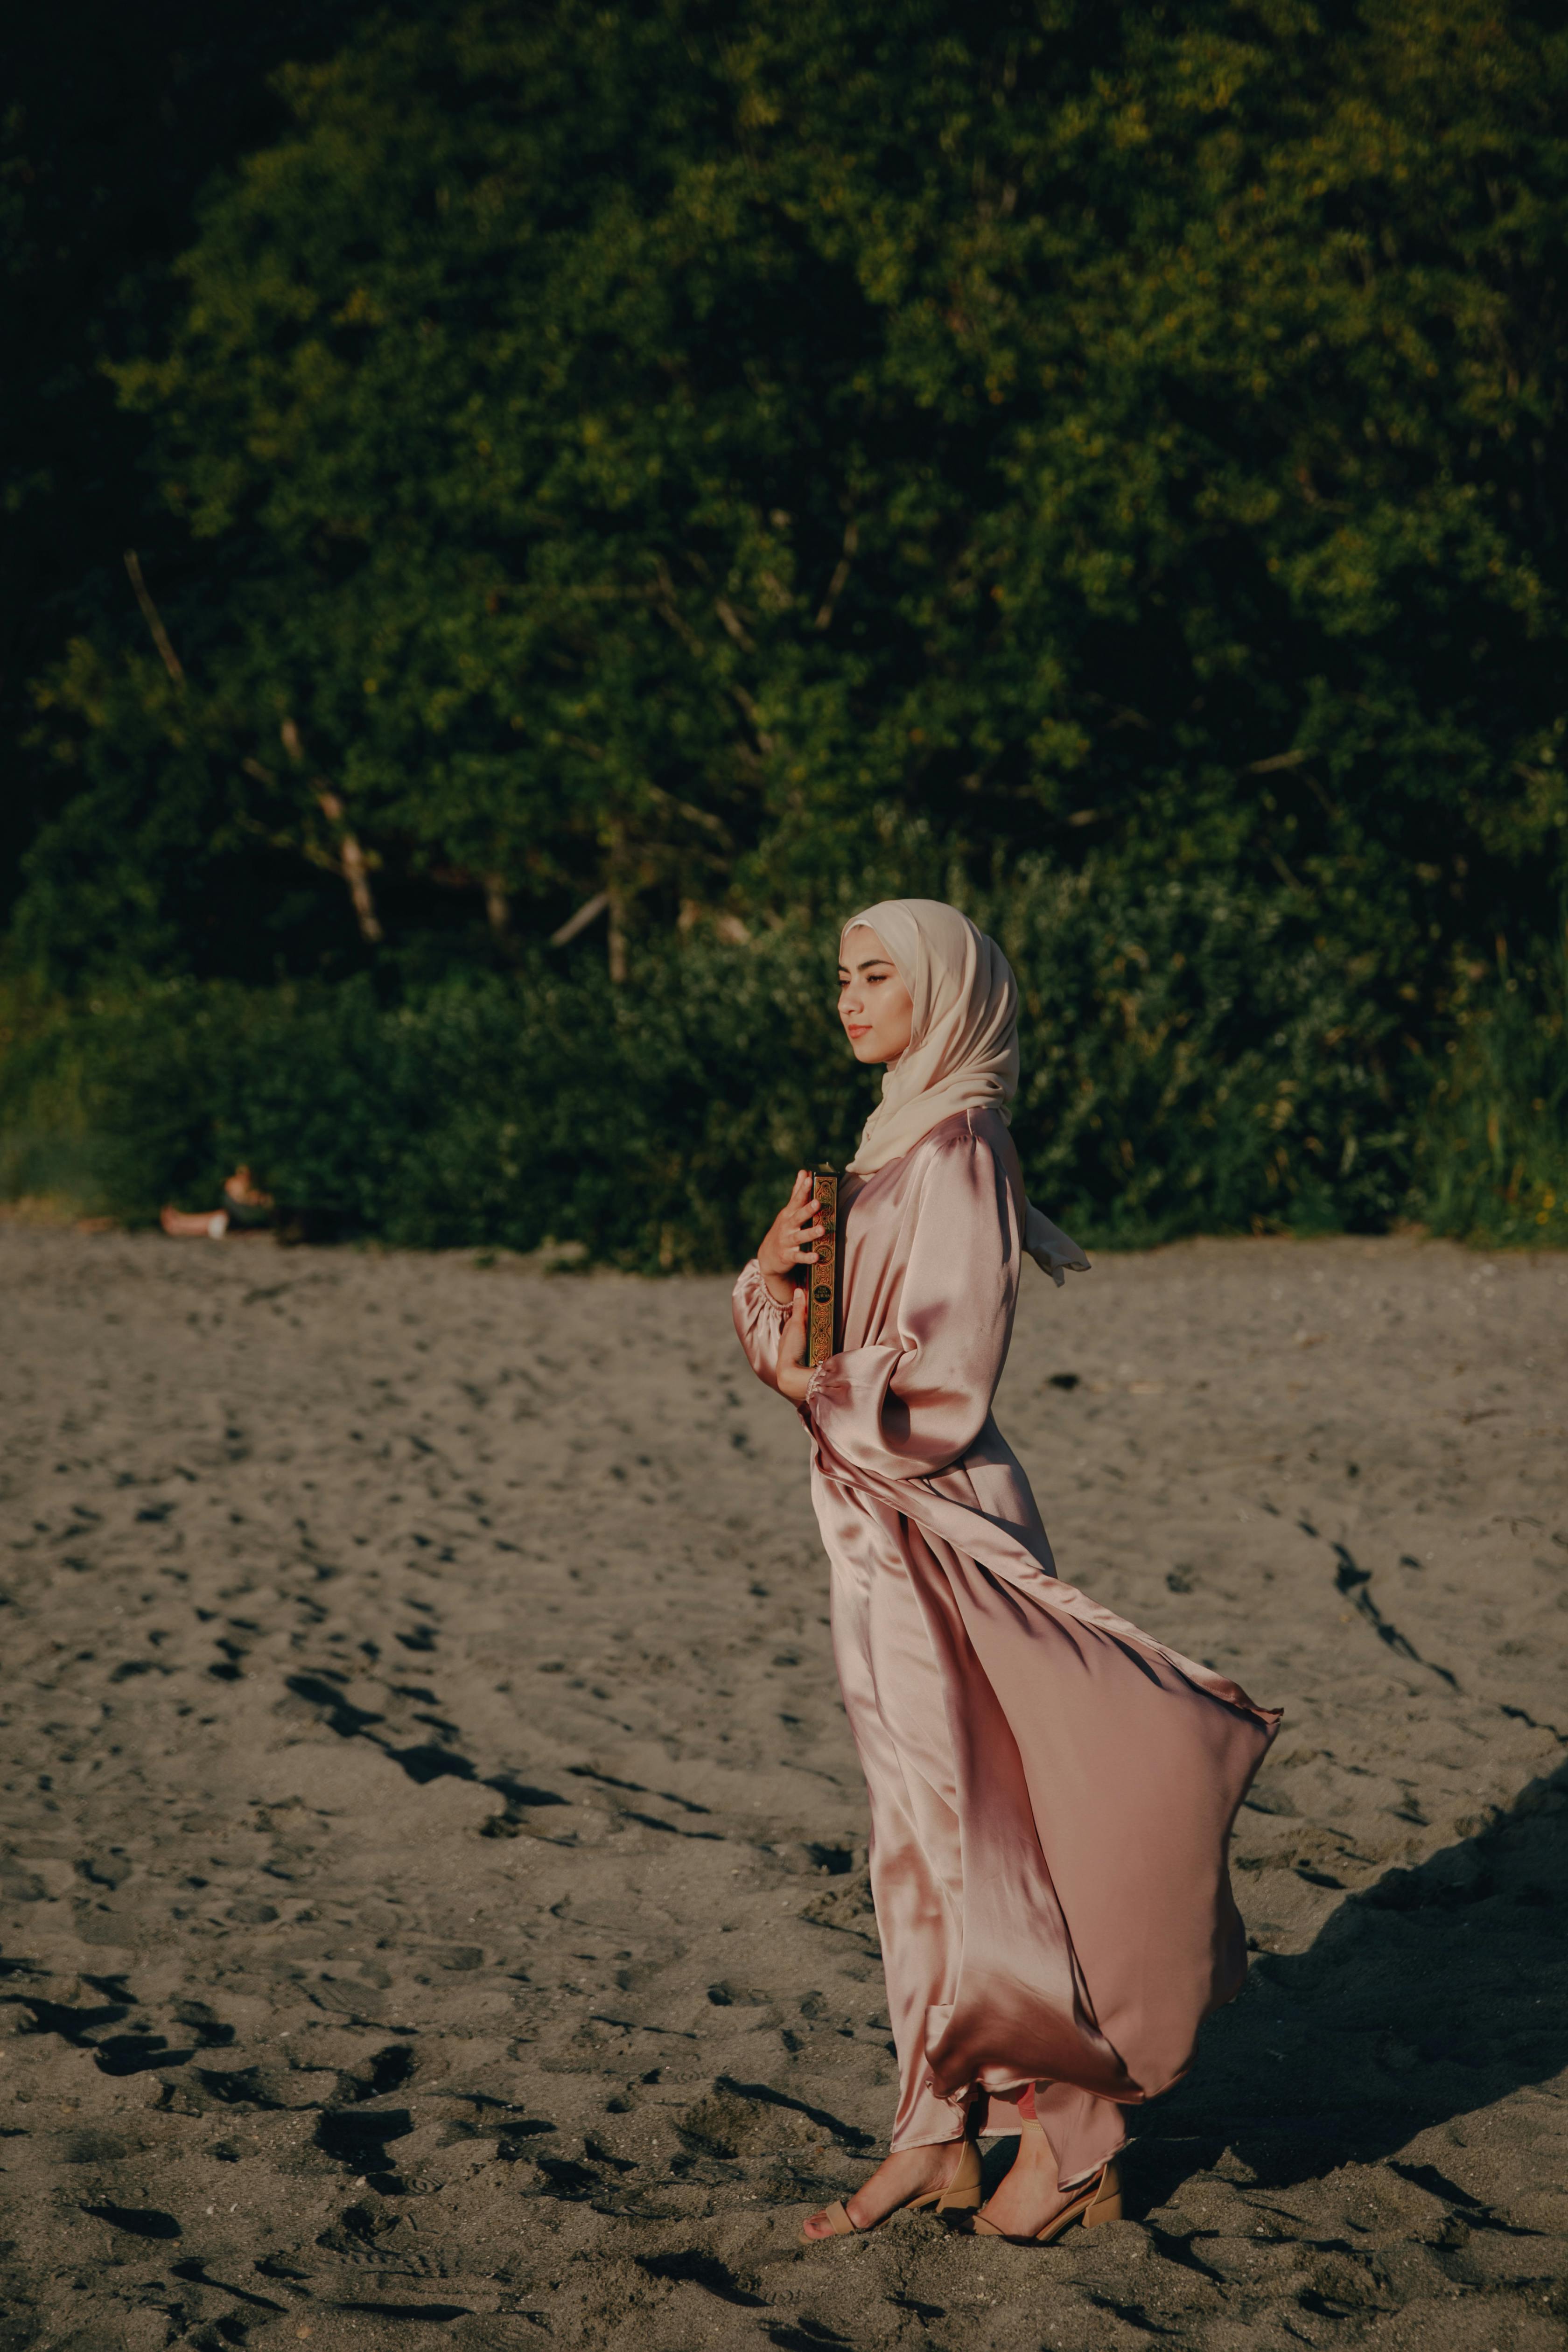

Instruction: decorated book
[805,1166,838,1367]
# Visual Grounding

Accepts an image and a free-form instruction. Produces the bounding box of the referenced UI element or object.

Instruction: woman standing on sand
[732,900,1279,2246]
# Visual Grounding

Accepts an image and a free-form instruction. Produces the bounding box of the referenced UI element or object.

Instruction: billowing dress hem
[732,1117,1279,2191]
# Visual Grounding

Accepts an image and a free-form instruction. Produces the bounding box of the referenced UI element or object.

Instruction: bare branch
[814,520,859,631]
[651,558,707,657]
[1246,749,1309,774]
[280,718,384,944]
[728,682,775,753]
[314,788,385,943]
[550,890,609,946]
[1302,772,1343,823]
[644,781,731,840]
[713,595,755,649]
[123,551,185,685]
[1265,846,1309,893]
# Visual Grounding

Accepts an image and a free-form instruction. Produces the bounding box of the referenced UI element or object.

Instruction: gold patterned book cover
[805,1166,838,1366]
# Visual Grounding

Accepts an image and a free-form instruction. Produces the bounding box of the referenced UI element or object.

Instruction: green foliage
[976,867,1417,1238]
[15,0,1568,971]
[13,869,1558,1264]
[0,1,387,925]
[0,939,876,1266]
[4,0,1567,1253]
[1416,938,1568,1246]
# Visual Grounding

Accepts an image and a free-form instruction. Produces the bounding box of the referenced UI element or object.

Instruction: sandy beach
[2,1221,1566,2352]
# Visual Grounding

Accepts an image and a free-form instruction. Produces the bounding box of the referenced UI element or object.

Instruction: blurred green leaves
[17,0,1567,967]
[4,885,1561,1260]
[3,0,1566,1247]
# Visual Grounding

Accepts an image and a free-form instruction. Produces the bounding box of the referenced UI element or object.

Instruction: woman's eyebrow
[839,957,894,974]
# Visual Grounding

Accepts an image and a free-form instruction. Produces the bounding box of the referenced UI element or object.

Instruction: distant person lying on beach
[159,1166,274,1240]
[734,899,1280,2247]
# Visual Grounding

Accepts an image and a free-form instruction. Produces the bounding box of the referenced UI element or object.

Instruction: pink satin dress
[733,1108,1279,2191]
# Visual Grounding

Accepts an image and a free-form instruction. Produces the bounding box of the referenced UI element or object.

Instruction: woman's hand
[757,1169,824,1309]
[774,1286,814,1404]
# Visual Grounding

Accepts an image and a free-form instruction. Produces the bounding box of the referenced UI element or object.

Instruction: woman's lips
[845,1024,871,1039]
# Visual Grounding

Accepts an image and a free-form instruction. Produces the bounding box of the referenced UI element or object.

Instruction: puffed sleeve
[732,1258,791,1393]
[806,1127,1020,1480]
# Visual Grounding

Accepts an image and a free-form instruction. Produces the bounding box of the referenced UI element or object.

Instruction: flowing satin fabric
[733,1108,1280,2190]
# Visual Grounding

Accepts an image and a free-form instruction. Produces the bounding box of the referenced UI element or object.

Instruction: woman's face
[838,925,915,1064]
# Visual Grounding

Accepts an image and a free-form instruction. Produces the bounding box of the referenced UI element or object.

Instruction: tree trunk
[483,872,513,946]
[605,818,628,985]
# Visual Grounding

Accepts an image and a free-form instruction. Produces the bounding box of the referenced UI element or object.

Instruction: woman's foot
[800,2139,969,2240]
[972,2123,1101,2240]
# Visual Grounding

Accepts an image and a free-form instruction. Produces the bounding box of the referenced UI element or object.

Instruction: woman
[732,901,1279,2246]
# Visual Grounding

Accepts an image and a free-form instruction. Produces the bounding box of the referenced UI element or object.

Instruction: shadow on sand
[1133,1758,1568,2203]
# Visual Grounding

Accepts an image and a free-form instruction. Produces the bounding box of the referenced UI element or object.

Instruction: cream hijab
[841,898,1090,1285]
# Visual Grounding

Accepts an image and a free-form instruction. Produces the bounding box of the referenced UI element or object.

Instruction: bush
[0,938,875,1267]
[1415,939,1568,1250]
[8,874,1560,1267]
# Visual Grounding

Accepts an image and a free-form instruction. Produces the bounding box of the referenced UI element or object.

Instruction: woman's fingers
[786,1214,825,1265]
[760,1176,823,1288]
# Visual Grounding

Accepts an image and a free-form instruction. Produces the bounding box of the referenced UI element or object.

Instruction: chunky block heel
[972,2127,1123,2245]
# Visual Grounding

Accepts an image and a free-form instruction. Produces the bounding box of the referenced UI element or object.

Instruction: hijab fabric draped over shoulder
[841,898,1089,1286]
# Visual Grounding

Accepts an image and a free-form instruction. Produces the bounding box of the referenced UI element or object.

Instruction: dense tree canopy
[2,0,1564,1253]
[14,0,1566,974]
[0,0,389,937]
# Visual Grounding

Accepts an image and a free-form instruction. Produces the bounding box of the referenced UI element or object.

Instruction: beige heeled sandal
[802,2138,983,2242]
[972,2123,1123,2245]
